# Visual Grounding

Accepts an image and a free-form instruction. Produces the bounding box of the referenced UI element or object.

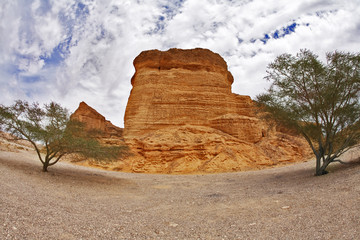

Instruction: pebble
[169,222,179,227]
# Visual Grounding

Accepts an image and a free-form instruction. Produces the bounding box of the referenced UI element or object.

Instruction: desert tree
[256,49,360,175]
[0,100,125,172]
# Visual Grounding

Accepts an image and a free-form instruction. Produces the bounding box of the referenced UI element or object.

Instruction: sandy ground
[1,147,360,240]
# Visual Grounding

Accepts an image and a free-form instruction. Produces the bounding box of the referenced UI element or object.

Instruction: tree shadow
[326,157,360,173]
[0,152,137,189]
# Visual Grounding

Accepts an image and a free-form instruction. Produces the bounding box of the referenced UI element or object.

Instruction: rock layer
[119,125,309,174]
[121,48,311,173]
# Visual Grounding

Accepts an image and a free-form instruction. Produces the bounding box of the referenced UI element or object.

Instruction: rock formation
[71,102,123,140]
[124,48,256,138]
[120,48,311,174]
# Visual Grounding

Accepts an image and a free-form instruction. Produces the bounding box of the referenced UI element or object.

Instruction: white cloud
[1,0,360,127]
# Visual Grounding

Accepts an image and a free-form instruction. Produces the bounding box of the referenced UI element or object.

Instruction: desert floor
[1,147,360,240]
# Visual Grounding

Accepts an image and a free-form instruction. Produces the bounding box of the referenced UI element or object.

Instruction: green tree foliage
[0,100,126,172]
[256,49,360,175]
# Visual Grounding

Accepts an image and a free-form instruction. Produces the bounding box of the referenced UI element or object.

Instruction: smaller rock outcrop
[70,102,123,139]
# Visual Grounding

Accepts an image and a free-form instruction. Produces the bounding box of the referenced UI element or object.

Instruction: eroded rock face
[119,125,309,174]
[71,102,123,139]
[124,48,257,138]
[121,48,311,173]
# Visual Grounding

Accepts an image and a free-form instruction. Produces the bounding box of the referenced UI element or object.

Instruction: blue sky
[1,0,360,126]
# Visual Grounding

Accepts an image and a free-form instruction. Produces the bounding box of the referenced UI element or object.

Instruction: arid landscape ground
[1,138,360,240]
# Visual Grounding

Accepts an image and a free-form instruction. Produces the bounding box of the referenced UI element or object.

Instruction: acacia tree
[256,49,360,176]
[0,100,125,172]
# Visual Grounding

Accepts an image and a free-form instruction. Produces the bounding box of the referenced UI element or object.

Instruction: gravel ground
[1,148,360,240]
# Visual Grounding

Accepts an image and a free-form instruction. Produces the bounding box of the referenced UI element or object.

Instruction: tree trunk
[315,155,321,176]
[315,159,331,176]
[42,161,49,172]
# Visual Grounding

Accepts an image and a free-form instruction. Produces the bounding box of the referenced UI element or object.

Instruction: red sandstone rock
[119,125,310,174]
[71,102,123,139]
[124,48,256,138]
[119,48,311,174]
[69,49,311,174]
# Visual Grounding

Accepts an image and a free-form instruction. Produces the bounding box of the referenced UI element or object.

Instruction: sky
[1,0,360,127]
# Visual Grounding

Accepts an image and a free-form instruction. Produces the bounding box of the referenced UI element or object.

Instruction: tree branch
[333,159,349,164]
[49,153,65,166]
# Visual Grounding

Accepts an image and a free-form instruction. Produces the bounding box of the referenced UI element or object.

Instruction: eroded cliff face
[124,48,257,139]
[120,48,311,174]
